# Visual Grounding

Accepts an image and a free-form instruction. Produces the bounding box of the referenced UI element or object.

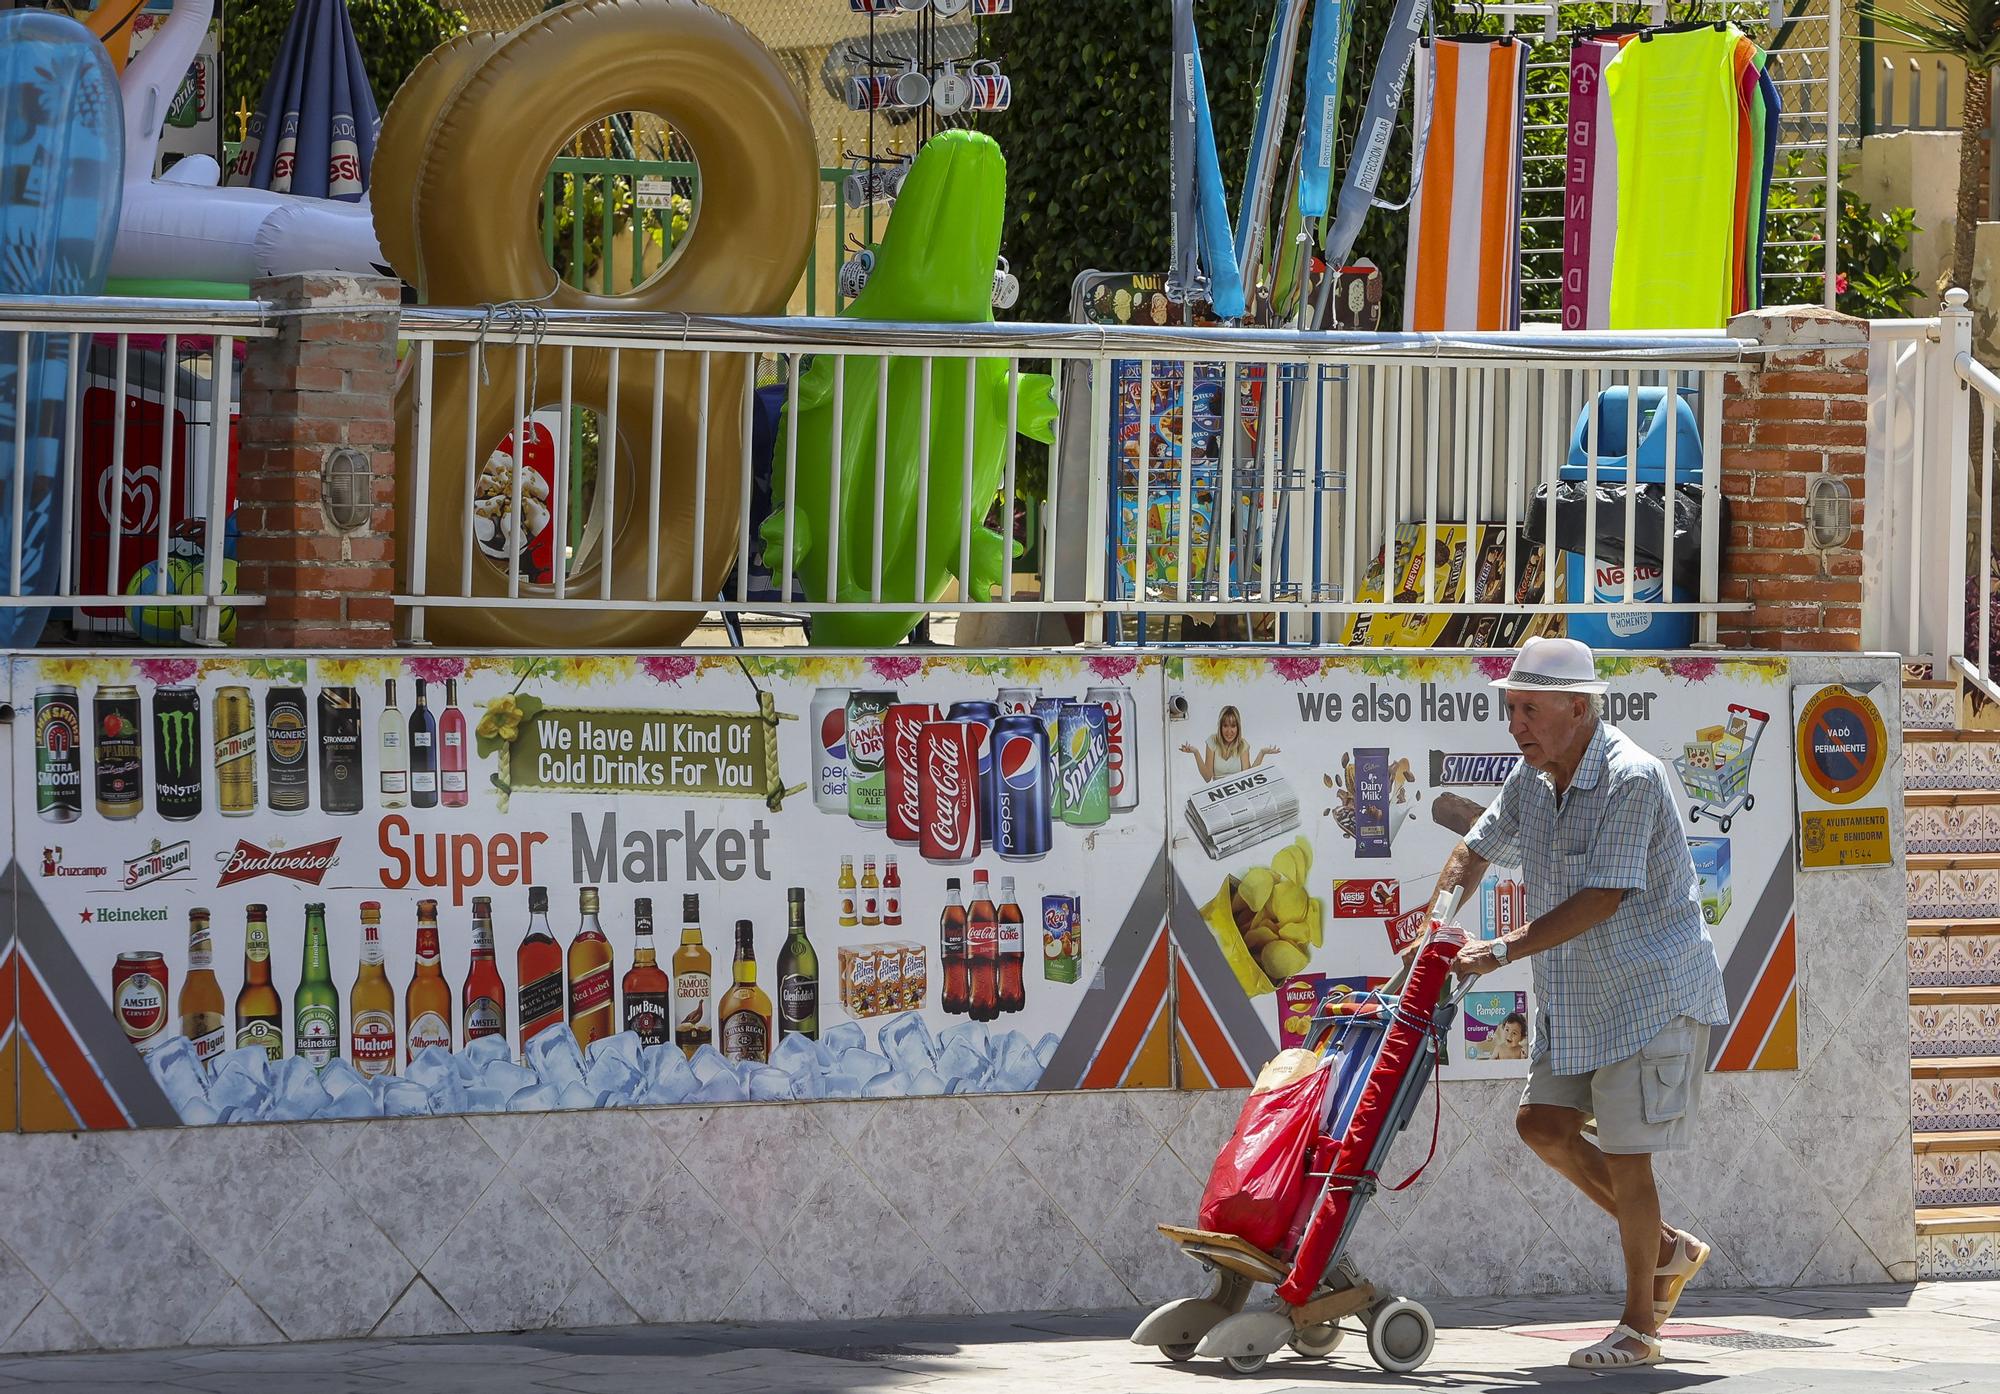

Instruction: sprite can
[1057,701,1109,827]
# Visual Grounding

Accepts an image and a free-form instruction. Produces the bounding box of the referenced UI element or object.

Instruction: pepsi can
[1058,702,1110,826]
[1031,696,1070,818]
[992,714,1052,861]
[809,687,852,813]
[946,700,1001,848]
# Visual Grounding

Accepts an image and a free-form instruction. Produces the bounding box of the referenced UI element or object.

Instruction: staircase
[1903,677,2000,1278]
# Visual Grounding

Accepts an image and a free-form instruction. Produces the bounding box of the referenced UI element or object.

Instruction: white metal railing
[394,307,1755,646]
[0,298,274,644]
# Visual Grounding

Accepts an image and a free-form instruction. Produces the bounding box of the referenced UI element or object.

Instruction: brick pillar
[237,273,400,649]
[1714,305,1869,651]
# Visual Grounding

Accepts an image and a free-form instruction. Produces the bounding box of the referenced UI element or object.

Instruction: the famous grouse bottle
[317,686,363,815]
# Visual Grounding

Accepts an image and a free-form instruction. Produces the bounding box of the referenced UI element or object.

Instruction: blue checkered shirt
[1465,721,1730,1075]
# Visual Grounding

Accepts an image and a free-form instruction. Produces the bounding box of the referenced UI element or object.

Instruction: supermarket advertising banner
[8,652,1169,1131]
[1161,653,1802,1085]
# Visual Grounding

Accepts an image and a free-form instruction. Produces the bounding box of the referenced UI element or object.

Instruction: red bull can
[1058,702,1110,827]
[993,714,1051,861]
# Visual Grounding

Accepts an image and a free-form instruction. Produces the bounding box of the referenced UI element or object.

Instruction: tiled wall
[0,656,1914,1353]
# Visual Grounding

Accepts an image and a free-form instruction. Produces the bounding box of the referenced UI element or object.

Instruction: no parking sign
[1792,682,1892,870]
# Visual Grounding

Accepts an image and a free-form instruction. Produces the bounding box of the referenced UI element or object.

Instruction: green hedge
[224,0,465,120]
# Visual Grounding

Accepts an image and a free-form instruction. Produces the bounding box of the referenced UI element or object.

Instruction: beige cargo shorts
[1521,1017,1709,1154]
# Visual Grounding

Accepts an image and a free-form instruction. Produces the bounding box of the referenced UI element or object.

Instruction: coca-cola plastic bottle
[997,875,1025,1014]
[940,877,969,1015]
[968,869,999,1022]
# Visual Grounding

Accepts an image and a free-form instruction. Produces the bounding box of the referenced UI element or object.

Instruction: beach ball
[178,557,238,643]
[125,558,193,643]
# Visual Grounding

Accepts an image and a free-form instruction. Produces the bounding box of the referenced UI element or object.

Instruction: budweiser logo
[926,744,972,856]
[215,837,342,887]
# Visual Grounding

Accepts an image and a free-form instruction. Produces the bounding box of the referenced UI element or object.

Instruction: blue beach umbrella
[228,0,378,200]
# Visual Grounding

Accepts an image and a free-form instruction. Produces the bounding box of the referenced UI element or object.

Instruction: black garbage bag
[1524,481,1728,578]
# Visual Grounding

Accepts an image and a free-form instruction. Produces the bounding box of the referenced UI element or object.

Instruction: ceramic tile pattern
[0,657,1917,1350]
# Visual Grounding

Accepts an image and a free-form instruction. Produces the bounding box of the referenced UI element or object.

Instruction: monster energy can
[152,686,203,822]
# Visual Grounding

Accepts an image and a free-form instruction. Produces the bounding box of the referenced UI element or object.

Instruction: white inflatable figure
[111,0,388,283]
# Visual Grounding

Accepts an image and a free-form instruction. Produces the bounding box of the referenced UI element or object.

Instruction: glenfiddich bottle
[517,886,564,1052]
[672,893,712,1057]
[717,920,771,1064]
[622,897,671,1047]
[776,887,819,1041]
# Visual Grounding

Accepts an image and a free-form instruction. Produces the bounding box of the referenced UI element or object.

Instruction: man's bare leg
[1517,1105,1687,1307]
[1602,1151,1667,1353]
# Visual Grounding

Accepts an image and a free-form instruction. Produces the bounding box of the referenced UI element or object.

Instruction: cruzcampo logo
[158,707,198,776]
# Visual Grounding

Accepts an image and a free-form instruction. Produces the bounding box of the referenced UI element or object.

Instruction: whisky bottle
[717,920,771,1064]
[517,886,564,1052]
[672,893,712,1058]
[622,897,671,1047]
[567,886,615,1049]
[776,887,819,1041]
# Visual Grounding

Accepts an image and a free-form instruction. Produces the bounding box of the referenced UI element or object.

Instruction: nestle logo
[216,837,342,888]
[124,839,192,890]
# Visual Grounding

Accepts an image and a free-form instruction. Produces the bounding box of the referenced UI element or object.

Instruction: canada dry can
[213,686,257,816]
[266,686,310,814]
[809,686,851,814]
[152,685,203,822]
[1083,684,1139,811]
[317,687,363,815]
[34,685,82,823]
[1057,701,1110,826]
[844,690,895,824]
[93,685,144,819]
[113,951,169,1052]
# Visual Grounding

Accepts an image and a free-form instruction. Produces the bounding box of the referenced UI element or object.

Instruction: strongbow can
[883,702,939,844]
[809,687,852,814]
[993,713,1052,861]
[213,686,257,816]
[93,685,143,819]
[844,690,896,824]
[1084,685,1139,811]
[34,685,82,823]
[918,719,980,862]
[113,951,169,1052]
[1058,701,1110,826]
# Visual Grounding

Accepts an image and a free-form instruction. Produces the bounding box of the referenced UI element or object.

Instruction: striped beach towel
[1403,36,1527,332]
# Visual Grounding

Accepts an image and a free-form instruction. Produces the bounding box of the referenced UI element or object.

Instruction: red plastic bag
[1197,1065,1329,1254]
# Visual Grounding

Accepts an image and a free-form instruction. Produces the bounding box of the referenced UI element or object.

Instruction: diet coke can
[1084,685,1139,811]
[809,687,852,814]
[996,686,1040,716]
[919,720,981,862]
[945,700,1000,847]
[884,702,940,844]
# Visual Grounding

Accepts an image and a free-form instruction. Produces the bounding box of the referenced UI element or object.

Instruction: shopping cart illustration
[1672,704,1769,834]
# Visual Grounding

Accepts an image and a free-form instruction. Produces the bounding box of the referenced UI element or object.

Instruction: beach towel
[1404,36,1527,331]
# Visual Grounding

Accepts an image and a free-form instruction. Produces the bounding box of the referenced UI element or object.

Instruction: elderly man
[1438,637,1731,1370]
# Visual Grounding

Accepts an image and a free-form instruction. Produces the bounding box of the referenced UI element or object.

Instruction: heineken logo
[124,839,192,890]
[216,837,342,888]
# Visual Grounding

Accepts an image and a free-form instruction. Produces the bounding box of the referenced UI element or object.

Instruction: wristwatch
[1491,938,1512,963]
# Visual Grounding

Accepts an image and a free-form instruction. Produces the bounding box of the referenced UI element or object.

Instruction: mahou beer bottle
[776,887,819,1041]
[350,902,397,1078]
[967,869,999,1022]
[673,893,712,1057]
[179,908,225,1071]
[567,886,615,1049]
[517,886,564,1052]
[717,920,771,1064]
[463,895,507,1044]
[622,897,672,1047]
[406,898,453,1060]
[997,875,1026,1015]
[940,877,969,1015]
[235,904,283,1060]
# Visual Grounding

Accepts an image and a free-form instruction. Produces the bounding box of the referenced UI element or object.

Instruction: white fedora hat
[1489,636,1608,694]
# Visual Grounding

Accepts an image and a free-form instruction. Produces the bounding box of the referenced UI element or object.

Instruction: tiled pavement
[1,1281,1995,1393]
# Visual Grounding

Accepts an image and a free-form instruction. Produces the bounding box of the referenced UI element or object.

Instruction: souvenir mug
[845,73,896,110]
[991,256,1020,310]
[892,60,931,110]
[969,60,1011,112]
[931,60,971,116]
[839,249,875,301]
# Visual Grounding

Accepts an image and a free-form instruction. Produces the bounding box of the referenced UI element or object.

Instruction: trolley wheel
[1746,794,1757,811]
[1224,1353,1269,1375]
[1160,1342,1198,1362]
[1719,816,1733,833]
[1688,809,1700,825]
[1703,905,1718,925]
[1366,1298,1435,1374]
[1290,1324,1344,1358]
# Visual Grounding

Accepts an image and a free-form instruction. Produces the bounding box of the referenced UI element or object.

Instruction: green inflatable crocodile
[758,129,1057,648]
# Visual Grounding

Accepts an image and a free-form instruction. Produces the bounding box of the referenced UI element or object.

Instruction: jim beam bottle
[179,909,225,1071]
[213,685,257,816]
[317,686,363,816]
[717,919,771,1064]
[673,893,712,1057]
[265,685,310,815]
[622,897,671,1047]
[294,903,340,1070]
[235,904,283,1060]
[151,685,202,822]
[517,886,564,1052]
[406,898,453,1060]
[463,895,507,1044]
[567,886,615,1049]
[777,888,819,1041]
[350,902,397,1079]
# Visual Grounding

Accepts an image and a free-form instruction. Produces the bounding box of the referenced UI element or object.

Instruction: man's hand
[1452,942,1507,978]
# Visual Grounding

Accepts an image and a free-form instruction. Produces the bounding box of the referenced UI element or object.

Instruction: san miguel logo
[216,837,342,888]
[125,839,193,890]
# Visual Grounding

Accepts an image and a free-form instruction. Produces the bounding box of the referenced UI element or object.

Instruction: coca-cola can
[918,720,981,863]
[1084,685,1139,811]
[884,702,939,845]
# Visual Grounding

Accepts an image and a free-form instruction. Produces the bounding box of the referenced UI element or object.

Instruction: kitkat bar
[1384,906,1427,954]
[1431,790,1488,836]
